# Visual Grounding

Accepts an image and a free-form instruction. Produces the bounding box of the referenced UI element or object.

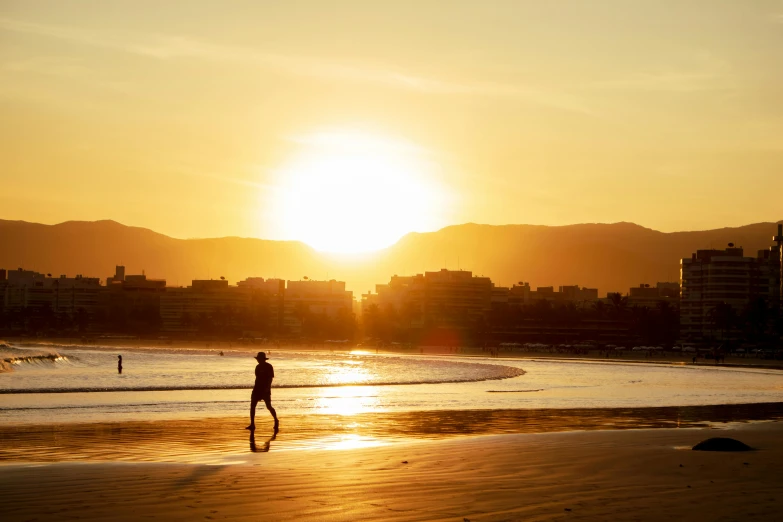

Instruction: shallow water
[0,346,521,392]
[1,344,783,425]
[3,404,783,463]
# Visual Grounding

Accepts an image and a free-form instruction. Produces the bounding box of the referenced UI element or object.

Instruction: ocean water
[0,346,522,392]
[2,343,783,425]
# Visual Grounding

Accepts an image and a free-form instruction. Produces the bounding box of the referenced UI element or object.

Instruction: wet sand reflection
[249,429,277,453]
[2,402,782,463]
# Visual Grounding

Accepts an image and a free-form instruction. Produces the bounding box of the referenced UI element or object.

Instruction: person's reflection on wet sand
[250,428,278,453]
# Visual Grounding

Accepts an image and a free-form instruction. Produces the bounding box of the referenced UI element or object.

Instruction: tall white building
[680,243,780,341]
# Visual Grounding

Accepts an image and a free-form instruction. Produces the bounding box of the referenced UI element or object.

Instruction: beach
[3,341,783,521]
[3,422,782,521]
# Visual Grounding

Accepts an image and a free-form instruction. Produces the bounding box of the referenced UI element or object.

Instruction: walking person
[117,355,123,374]
[246,352,278,431]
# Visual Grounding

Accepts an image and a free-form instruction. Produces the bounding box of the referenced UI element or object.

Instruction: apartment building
[160,278,285,334]
[1,268,102,317]
[102,266,166,330]
[680,244,780,341]
[362,274,426,327]
[284,279,353,334]
[362,269,492,328]
[627,282,680,308]
[492,282,598,307]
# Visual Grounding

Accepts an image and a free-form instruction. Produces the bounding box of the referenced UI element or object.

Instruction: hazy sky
[2,1,783,250]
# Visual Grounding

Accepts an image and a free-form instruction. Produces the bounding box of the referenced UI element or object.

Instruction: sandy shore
[3,422,782,521]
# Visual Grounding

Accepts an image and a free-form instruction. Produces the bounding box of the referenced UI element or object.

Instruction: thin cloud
[172,163,278,192]
[586,50,736,94]
[131,33,594,114]
[3,56,89,78]
[0,16,594,115]
[587,70,734,93]
[0,17,128,51]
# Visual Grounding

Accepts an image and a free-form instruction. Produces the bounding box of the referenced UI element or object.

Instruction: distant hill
[1,219,781,296]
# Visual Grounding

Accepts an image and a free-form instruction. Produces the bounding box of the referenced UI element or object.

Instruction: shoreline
[6,336,783,371]
[3,423,782,521]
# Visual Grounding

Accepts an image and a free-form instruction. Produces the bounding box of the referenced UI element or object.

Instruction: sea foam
[0,343,65,373]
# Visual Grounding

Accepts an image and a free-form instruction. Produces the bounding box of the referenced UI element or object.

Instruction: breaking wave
[0,343,67,373]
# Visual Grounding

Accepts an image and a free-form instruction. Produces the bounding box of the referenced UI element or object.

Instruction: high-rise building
[422,269,492,326]
[362,274,426,327]
[160,277,285,334]
[680,241,780,341]
[284,279,353,334]
[362,269,492,329]
[102,267,166,331]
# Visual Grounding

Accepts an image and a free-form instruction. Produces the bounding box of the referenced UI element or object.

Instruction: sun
[270,130,446,253]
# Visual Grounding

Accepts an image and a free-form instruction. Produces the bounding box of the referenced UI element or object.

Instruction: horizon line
[3,217,783,253]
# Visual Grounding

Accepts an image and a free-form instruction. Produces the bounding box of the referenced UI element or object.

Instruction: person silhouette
[117,355,123,374]
[246,352,278,431]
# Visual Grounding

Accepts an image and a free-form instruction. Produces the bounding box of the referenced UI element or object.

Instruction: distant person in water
[246,352,278,431]
[117,355,123,374]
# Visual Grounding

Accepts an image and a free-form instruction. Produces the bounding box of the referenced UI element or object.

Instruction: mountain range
[1,219,781,296]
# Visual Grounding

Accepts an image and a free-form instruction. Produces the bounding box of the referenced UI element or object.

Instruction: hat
[255,352,268,361]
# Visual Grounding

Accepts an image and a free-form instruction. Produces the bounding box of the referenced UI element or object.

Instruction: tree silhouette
[608,293,628,318]
[592,300,607,319]
[293,301,313,337]
[709,302,737,341]
[742,297,769,342]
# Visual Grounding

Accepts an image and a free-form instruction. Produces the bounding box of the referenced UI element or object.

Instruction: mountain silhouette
[1,219,781,296]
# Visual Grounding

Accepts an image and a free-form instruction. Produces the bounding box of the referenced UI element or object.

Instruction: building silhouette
[627,282,680,309]
[363,269,493,329]
[284,279,354,334]
[160,277,285,334]
[0,268,102,318]
[680,242,780,341]
[102,266,166,332]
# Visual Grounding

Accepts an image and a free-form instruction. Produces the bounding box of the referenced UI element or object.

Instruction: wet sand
[3,403,783,463]
[3,422,782,521]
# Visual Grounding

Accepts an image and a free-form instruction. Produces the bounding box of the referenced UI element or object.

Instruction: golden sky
[2,1,783,251]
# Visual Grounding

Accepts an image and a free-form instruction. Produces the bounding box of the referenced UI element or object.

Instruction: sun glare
[271,131,445,253]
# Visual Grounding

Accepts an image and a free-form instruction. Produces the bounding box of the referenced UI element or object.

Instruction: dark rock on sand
[692,437,753,452]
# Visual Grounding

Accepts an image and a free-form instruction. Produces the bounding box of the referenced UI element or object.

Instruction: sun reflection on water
[312,385,382,415]
[322,360,371,385]
[320,434,388,451]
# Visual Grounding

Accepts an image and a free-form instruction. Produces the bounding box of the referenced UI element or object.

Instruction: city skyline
[3,1,783,252]
[3,217,782,296]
